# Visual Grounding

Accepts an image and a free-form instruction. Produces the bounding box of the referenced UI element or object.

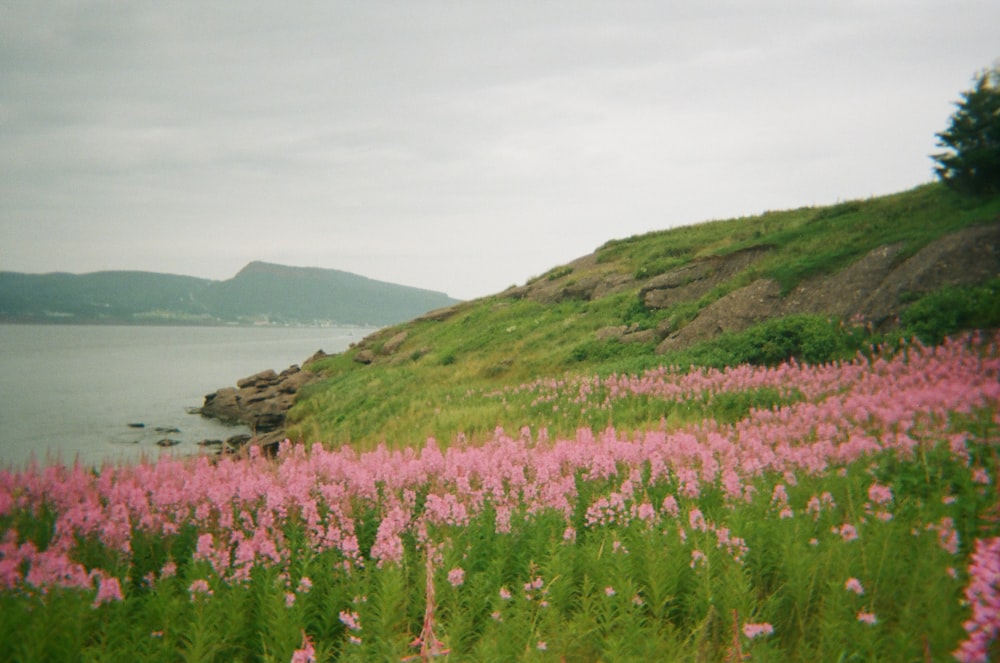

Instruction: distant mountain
[0,262,459,326]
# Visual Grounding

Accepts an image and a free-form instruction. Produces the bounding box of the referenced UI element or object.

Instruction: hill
[0,262,459,326]
[264,182,1000,450]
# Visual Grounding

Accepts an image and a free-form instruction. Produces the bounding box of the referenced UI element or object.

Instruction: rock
[595,325,627,341]
[653,221,1000,353]
[225,433,252,450]
[656,279,784,354]
[641,246,771,310]
[237,369,279,390]
[200,351,327,445]
[354,349,375,364]
[127,422,145,429]
[154,426,181,434]
[156,438,181,447]
[197,439,224,447]
[303,349,329,365]
[381,331,409,355]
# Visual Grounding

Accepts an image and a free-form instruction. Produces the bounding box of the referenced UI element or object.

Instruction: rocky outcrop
[506,254,635,304]
[199,353,328,450]
[654,222,1000,353]
[640,245,772,310]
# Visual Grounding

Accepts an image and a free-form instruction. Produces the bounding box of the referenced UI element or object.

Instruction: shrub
[900,279,1000,344]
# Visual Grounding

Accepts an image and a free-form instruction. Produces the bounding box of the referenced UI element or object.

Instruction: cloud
[2,1,999,299]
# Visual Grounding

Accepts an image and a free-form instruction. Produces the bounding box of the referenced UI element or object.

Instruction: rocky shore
[198,349,330,453]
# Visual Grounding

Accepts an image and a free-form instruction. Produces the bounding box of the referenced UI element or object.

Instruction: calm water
[0,324,375,469]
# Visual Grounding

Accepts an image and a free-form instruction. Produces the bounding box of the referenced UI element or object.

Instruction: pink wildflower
[867,482,893,506]
[690,549,707,568]
[537,641,547,651]
[743,622,774,639]
[290,630,315,663]
[92,575,124,608]
[499,587,512,600]
[339,609,361,632]
[834,523,859,542]
[285,592,296,608]
[188,578,213,601]
[845,577,864,595]
[856,611,878,625]
[447,567,465,588]
[297,576,312,593]
[604,586,616,597]
[661,495,679,517]
[954,537,1000,663]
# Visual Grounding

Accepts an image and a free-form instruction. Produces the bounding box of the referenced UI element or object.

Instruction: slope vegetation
[288,183,1000,449]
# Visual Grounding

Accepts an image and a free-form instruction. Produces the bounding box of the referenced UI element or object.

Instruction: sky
[2,2,998,301]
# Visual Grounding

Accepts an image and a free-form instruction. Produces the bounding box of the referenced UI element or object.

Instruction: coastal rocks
[200,352,327,449]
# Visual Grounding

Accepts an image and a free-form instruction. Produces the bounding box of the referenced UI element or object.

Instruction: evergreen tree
[932,66,1000,196]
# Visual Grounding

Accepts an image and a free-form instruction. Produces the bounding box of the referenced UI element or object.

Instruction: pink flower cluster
[0,334,996,616]
[954,537,1000,663]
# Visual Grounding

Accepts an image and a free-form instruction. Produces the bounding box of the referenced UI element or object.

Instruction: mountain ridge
[0,262,459,326]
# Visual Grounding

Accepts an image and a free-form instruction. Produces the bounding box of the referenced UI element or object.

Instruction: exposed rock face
[200,354,327,450]
[656,279,784,353]
[654,222,1000,353]
[641,246,772,310]
[506,254,635,304]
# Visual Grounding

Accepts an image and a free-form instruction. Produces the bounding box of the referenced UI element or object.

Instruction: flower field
[2,335,999,661]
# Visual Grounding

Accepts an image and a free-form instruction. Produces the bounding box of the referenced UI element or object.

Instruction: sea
[0,324,376,470]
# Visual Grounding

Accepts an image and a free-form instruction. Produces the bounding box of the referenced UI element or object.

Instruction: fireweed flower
[92,575,123,608]
[188,579,212,601]
[743,622,774,639]
[499,587,512,601]
[290,631,315,663]
[845,578,864,595]
[856,611,878,625]
[834,523,859,542]
[867,482,893,506]
[339,610,361,631]
[604,586,616,597]
[954,537,1000,663]
[447,567,465,588]
[690,549,707,568]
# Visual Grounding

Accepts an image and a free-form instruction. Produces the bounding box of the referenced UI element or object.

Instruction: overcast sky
[1,2,997,300]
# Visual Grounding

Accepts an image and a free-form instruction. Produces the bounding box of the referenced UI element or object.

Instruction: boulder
[200,350,327,441]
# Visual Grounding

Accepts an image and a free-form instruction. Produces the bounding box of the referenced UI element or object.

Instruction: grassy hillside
[288,182,1000,449]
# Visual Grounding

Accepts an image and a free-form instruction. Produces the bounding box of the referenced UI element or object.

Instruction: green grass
[288,182,1000,451]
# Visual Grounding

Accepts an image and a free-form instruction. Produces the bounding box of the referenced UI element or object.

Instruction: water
[0,324,375,469]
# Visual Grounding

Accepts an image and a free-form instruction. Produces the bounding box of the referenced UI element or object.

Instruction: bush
[900,279,1000,344]
[669,315,869,368]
